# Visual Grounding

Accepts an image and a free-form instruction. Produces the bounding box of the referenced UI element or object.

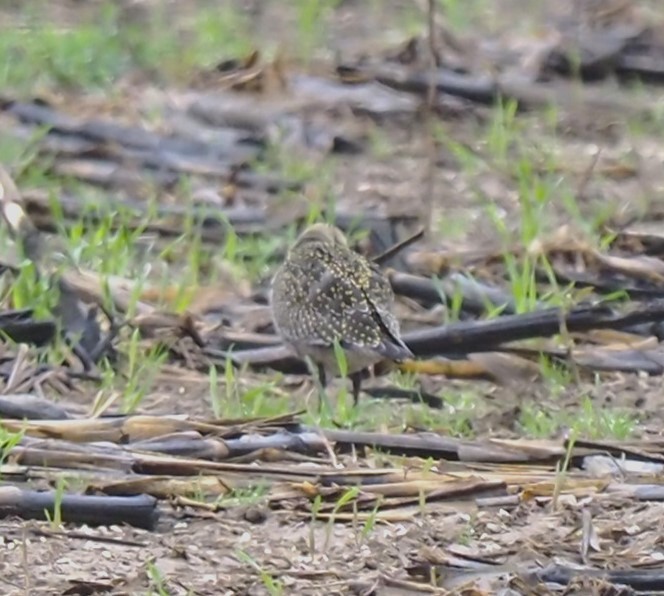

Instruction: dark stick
[0,486,160,530]
[371,228,425,266]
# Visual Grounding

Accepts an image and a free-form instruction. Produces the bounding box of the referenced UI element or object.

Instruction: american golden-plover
[271,223,412,407]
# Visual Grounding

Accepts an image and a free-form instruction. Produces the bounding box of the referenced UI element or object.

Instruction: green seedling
[44,475,67,530]
[235,550,284,596]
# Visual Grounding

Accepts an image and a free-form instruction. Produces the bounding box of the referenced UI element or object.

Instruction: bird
[270,223,413,409]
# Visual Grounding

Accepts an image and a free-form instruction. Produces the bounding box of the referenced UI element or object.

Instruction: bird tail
[377,337,413,362]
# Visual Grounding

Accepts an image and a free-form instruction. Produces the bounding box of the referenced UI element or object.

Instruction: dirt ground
[2,1,664,595]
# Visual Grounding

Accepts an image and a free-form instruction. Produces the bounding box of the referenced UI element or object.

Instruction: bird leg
[304,357,332,414]
[350,371,363,406]
[316,362,334,414]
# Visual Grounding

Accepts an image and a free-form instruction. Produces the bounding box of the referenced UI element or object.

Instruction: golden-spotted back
[271,224,412,371]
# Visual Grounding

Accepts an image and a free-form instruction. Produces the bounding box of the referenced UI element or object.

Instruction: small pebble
[243,506,267,524]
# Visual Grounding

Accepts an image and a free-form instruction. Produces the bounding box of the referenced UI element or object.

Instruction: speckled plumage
[270,223,412,405]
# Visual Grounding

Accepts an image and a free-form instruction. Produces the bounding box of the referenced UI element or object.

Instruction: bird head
[292,223,348,252]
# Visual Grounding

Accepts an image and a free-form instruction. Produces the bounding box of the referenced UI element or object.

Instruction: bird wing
[304,259,412,360]
[360,260,413,360]
[305,270,381,349]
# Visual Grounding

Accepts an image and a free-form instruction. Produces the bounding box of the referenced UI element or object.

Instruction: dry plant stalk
[422,0,441,239]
